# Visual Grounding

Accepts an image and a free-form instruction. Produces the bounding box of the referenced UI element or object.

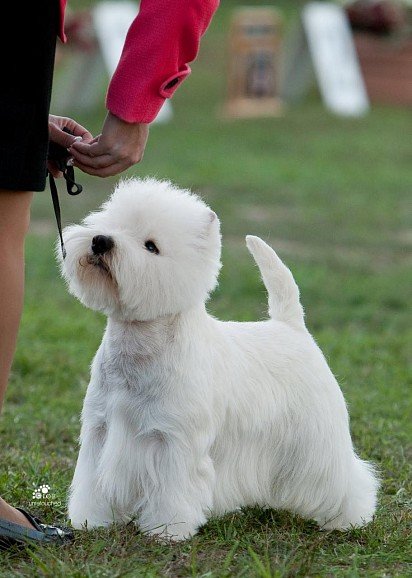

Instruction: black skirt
[0,1,59,191]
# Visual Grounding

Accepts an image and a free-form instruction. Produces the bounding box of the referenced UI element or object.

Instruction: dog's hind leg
[245,236,305,329]
[321,456,379,530]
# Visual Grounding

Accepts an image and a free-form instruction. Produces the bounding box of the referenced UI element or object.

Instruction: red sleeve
[106,0,219,124]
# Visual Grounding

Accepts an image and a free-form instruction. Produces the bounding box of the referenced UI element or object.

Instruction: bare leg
[0,189,34,528]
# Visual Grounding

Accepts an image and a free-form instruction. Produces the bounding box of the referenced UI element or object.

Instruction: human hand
[48,115,93,178]
[68,112,149,177]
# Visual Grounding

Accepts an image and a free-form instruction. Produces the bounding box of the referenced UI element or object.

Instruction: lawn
[1,0,411,576]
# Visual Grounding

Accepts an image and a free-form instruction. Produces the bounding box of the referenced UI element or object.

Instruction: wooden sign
[222,6,283,118]
[280,2,369,117]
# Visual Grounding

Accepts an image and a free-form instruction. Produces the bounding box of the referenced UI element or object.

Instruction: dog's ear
[206,210,219,234]
[199,210,219,240]
[209,211,217,223]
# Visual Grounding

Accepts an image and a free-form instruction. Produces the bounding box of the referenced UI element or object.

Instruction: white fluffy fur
[59,177,379,541]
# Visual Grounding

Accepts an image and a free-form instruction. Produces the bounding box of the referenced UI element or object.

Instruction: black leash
[47,129,83,259]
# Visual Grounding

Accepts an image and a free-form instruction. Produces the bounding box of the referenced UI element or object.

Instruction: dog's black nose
[92,235,114,255]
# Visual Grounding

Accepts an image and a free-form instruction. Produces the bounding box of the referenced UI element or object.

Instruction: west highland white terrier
[59,177,379,541]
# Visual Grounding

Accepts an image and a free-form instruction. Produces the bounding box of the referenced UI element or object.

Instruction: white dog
[59,177,379,541]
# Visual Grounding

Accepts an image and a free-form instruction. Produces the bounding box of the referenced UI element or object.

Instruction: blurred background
[31,0,411,331]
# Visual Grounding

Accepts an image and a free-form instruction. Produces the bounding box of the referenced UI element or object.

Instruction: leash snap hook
[47,129,84,259]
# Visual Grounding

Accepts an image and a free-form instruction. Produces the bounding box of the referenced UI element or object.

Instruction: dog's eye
[145,240,159,255]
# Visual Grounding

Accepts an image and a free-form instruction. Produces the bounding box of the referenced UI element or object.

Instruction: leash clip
[47,130,83,259]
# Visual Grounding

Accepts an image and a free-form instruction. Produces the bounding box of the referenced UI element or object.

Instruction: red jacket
[58,0,219,123]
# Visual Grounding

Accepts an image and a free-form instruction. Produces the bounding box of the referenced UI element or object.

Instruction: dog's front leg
[137,433,215,542]
[68,424,117,530]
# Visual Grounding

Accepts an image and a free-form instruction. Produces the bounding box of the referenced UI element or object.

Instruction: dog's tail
[246,235,305,328]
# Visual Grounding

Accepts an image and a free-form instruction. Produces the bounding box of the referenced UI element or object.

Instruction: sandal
[0,507,74,550]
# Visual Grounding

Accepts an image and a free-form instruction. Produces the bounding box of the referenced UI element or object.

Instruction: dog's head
[58,177,222,321]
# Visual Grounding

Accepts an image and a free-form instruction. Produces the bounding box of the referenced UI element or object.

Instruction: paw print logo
[32,484,51,500]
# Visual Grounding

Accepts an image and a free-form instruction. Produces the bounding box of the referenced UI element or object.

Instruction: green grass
[1,1,411,575]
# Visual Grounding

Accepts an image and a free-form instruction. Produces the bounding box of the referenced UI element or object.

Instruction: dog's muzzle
[92,235,114,255]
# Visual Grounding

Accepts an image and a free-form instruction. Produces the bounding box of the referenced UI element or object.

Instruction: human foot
[0,498,36,529]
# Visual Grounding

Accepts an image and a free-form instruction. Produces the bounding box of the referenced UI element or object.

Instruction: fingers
[58,118,93,142]
[69,140,102,157]
[70,149,113,169]
[72,158,131,177]
[69,140,145,176]
[64,115,149,177]
[48,115,94,148]
[71,148,141,176]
